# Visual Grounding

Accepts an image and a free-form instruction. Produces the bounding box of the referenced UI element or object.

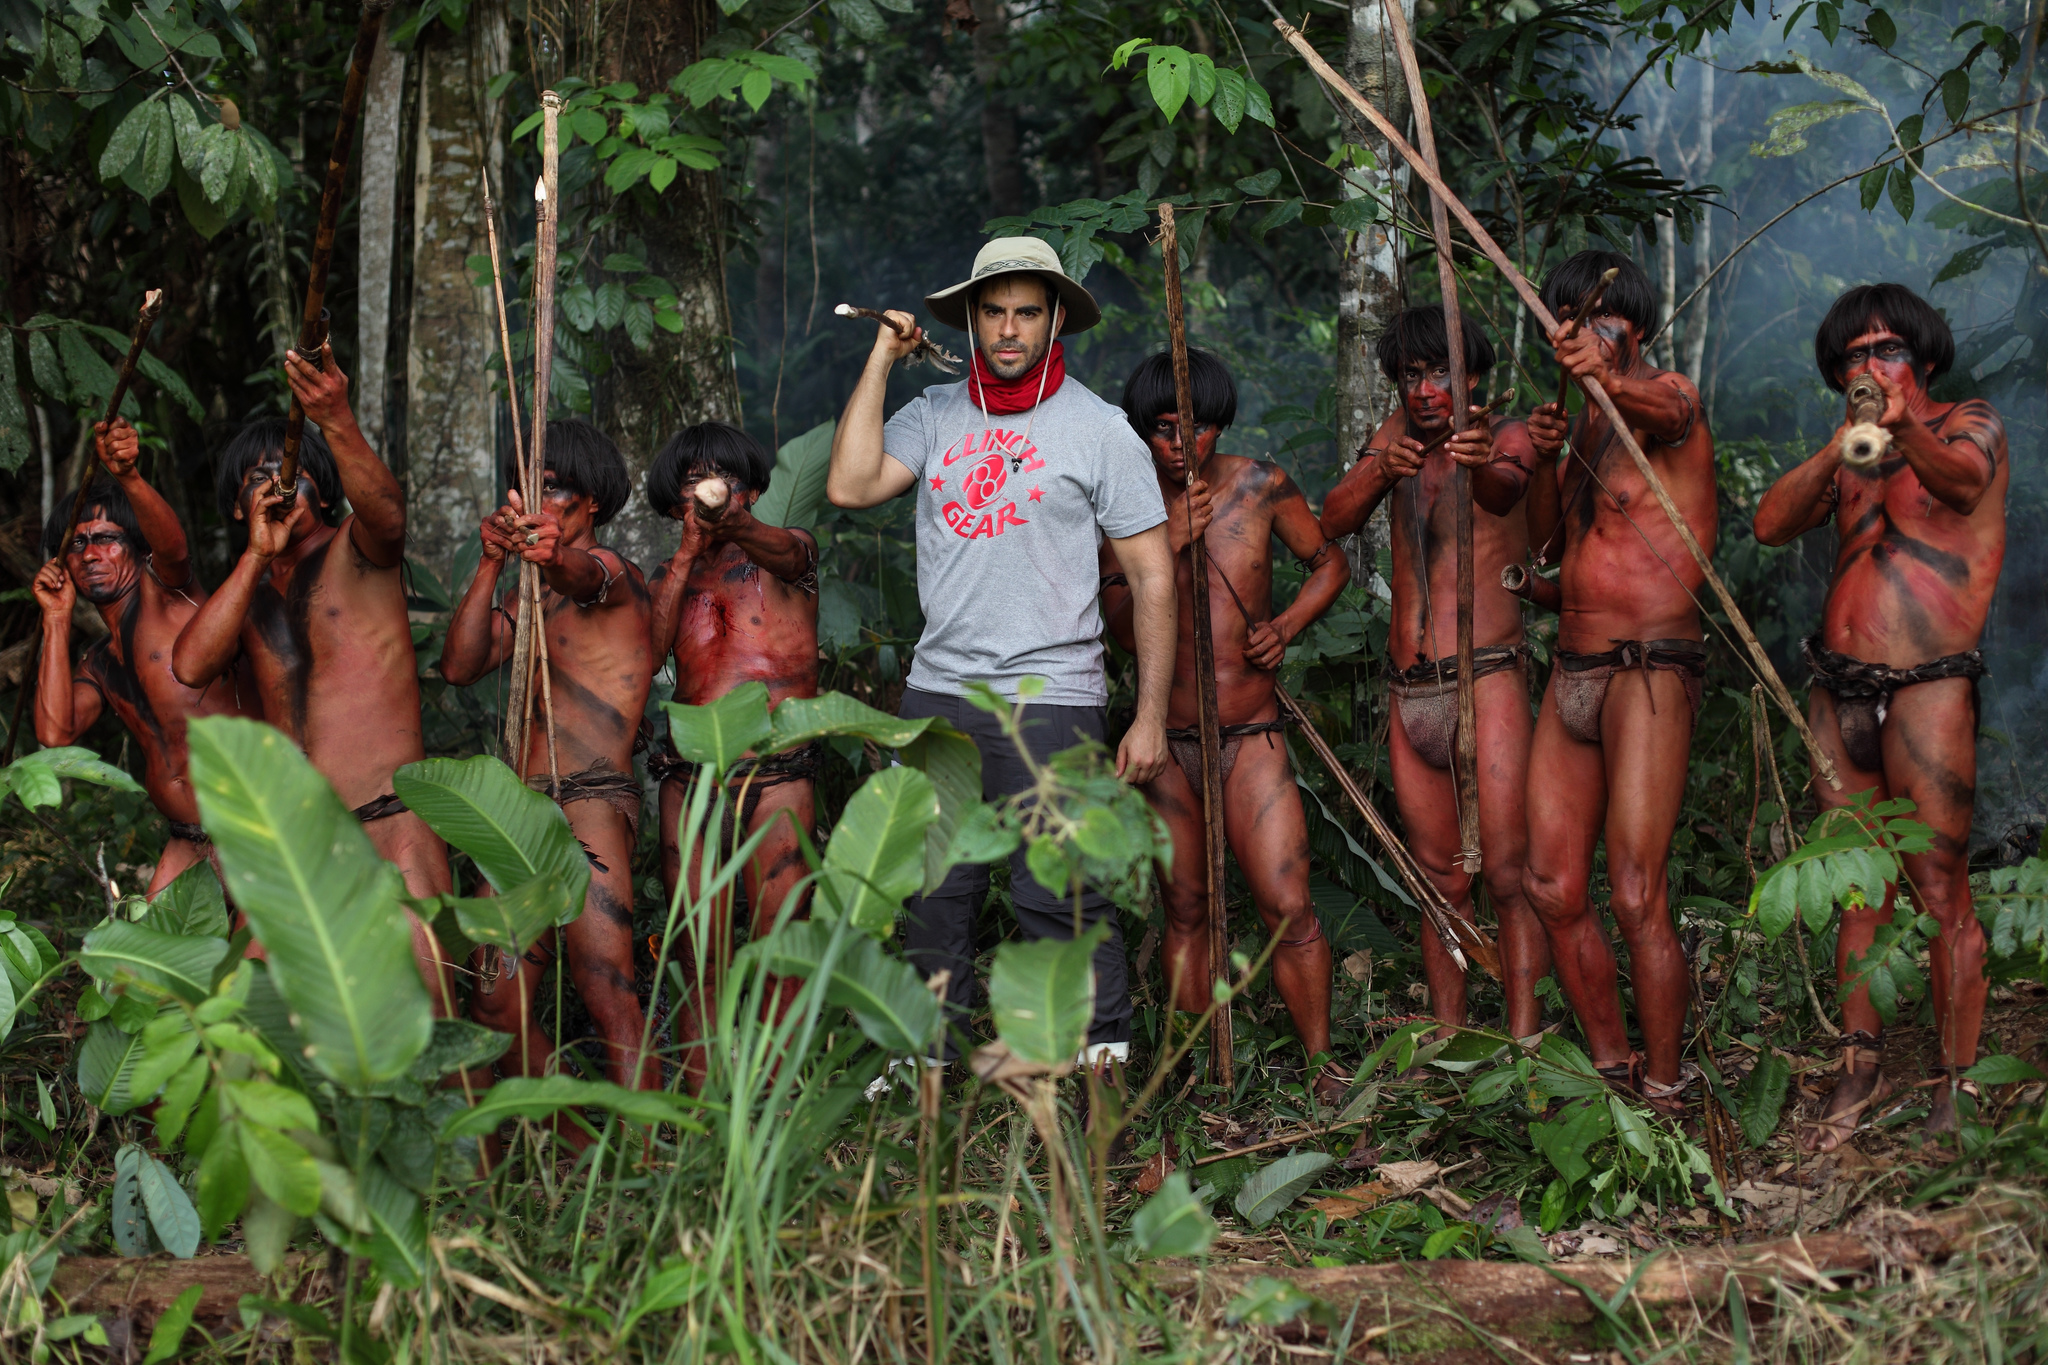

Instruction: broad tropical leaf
[78,1019,151,1113]
[77,921,227,1002]
[901,721,982,894]
[816,766,936,936]
[144,862,231,938]
[753,920,942,1053]
[187,718,432,1087]
[447,868,582,952]
[750,420,836,531]
[1127,1171,1217,1257]
[988,923,1105,1068]
[764,690,934,752]
[392,755,589,903]
[666,682,773,773]
[438,1075,710,1140]
[1233,1152,1335,1227]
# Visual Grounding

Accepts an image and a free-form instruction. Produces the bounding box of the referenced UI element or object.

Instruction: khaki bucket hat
[924,236,1102,334]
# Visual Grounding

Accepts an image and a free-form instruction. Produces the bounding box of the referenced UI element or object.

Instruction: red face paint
[1399,358,1453,432]
[1839,326,1922,396]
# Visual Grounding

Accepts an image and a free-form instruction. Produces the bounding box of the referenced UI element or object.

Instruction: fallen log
[46,1252,318,1328]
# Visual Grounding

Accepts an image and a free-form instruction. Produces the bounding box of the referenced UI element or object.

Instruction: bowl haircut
[214,419,342,552]
[1374,305,1497,385]
[1120,347,1239,436]
[1539,249,1659,339]
[1812,282,1954,393]
[507,418,631,526]
[646,421,775,517]
[43,476,148,561]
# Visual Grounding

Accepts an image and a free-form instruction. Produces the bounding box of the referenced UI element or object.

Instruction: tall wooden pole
[479,165,536,772]
[274,0,394,500]
[1381,0,1479,874]
[1270,14,1839,790]
[525,93,563,791]
[3,290,165,766]
[1159,204,1232,1087]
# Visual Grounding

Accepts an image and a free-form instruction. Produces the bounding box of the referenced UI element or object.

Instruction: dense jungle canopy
[1,0,2047,1359]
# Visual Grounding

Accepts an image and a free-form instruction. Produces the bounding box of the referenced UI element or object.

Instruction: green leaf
[902,723,985,894]
[765,692,932,753]
[753,920,941,1053]
[112,1144,150,1256]
[1887,163,1915,221]
[1233,1152,1335,1227]
[438,1075,709,1140]
[127,1022,200,1102]
[392,755,590,906]
[1210,67,1248,133]
[1530,1096,1610,1183]
[1751,864,1797,940]
[1964,1055,2045,1085]
[1225,1275,1318,1325]
[169,94,205,172]
[154,1055,210,1147]
[144,861,231,938]
[0,335,28,473]
[449,869,581,952]
[137,1154,200,1258]
[740,66,772,110]
[1608,1093,1655,1158]
[78,1018,150,1113]
[360,1160,427,1288]
[239,1122,320,1216]
[988,923,1105,1067]
[817,766,937,935]
[142,1285,203,1364]
[223,1079,318,1133]
[131,98,176,199]
[1859,163,1888,211]
[99,94,157,180]
[79,921,228,1003]
[665,682,774,773]
[750,420,837,532]
[1243,78,1275,128]
[1748,99,1863,157]
[570,106,609,145]
[15,744,146,795]
[828,0,887,42]
[195,1115,250,1237]
[618,1258,710,1339]
[406,1018,513,1082]
[1738,1052,1791,1147]
[1940,68,1969,123]
[1127,1171,1217,1257]
[188,717,433,1087]
[1145,44,1192,121]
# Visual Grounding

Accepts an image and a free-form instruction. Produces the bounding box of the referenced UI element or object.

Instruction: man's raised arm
[95,418,194,590]
[1556,331,1696,446]
[827,312,923,510]
[1522,403,1569,557]
[30,561,103,745]
[439,519,518,687]
[175,486,291,687]
[287,342,407,570]
[1105,523,1174,786]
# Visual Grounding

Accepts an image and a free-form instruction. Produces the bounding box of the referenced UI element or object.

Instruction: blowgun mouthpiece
[1840,375,1891,468]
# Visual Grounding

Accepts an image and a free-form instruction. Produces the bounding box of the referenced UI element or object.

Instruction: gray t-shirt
[883,375,1165,705]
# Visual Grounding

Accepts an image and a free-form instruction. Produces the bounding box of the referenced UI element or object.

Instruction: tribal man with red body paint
[1102,349,1351,1100]
[32,419,256,894]
[440,420,657,1096]
[1522,250,1719,1117]
[645,421,820,1092]
[1754,284,2006,1150]
[173,343,457,1012]
[1319,308,1551,1043]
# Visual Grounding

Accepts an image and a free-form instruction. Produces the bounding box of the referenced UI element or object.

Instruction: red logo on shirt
[942,500,1029,539]
[962,453,1007,510]
[933,429,1043,539]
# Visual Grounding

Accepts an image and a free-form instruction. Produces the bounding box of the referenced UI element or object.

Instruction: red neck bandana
[969,341,1066,416]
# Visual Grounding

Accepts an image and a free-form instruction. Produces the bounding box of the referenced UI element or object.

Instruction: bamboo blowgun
[3,289,166,767]
[273,0,394,501]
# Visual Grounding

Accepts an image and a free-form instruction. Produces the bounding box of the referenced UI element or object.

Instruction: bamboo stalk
[274,0,394,500]
[1159,203,1233,1087]
[1271,14,1839,790]
[529,92,563,792]
[1380,0,1479,875]
[3,289,166,766]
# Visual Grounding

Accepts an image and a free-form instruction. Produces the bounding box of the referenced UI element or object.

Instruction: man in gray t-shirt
[827,236,1179,1065]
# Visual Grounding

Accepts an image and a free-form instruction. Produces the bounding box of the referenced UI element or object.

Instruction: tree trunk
[598,0,740,574]
[1682,39,1714,391]
[404,2,509,581]
[1333,0,1412,586]
[356,27,407,458]
[972,0,1026,220]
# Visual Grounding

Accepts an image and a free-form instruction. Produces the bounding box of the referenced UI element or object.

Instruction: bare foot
[1798,1046,1889,1154]
[1313,1063,1353,1108]
[1922,1072,1978,1140]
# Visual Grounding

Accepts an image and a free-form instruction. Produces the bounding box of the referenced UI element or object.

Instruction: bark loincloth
[652,740,823,852]
[1554,638,1707,745]
[1388,645,1528,770]
[352,792,410,823]
[166,820,211,846]
[1165,719,1288,792]
[527,764,644,832]
[1804,636,1985,773]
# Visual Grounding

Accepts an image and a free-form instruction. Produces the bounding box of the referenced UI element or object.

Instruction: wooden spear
[478,164,536,772]
[1272,14,1840,789]
[524,92,564,792]
[1381,0,1478,875]
[273,0,394,501]
[1158,203,1233,1086]
[2,289,166,766]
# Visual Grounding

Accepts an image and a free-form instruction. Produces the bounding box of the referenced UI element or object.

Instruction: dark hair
[43,476,147,561]
[1374,306,1497,384]
[1540,249,1658,339]
[1120,348,1239,436]
[646,422,776,517]
[214,418,342,532]
[514,418,631,526]
[1812,283,1955,392]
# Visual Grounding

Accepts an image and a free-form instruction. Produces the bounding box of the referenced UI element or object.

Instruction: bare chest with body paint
[669,541,820,709]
